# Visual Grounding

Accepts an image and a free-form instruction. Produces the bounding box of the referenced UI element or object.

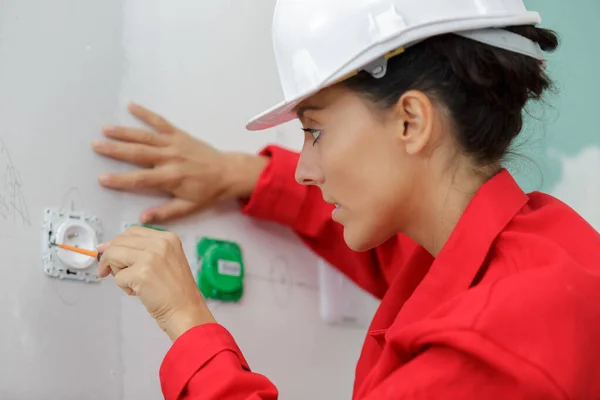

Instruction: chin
[343,224,390,252]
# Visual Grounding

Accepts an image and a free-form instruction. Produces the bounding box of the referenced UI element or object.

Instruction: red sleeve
[160,324,278,400]
[240,145,424,298]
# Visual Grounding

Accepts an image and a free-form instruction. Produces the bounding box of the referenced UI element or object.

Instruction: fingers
[98,166,177,191]
[113,267,138,295]
[97,244,142,278]
[93,140,168,166]
[97,231,180,296]
[97,264,112,278]
[128,103,175,134]
[105,233,170,251]
[141,198,202,224]
[100,226,176,249]
[103,125,168,147]
[97,227,178,277]
[97,242,109,254]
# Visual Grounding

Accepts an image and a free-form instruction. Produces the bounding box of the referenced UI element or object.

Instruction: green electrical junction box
[196,237,245,302]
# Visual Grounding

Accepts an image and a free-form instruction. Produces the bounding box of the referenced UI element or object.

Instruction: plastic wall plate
[318,259,379,328]
[42,208,103,283]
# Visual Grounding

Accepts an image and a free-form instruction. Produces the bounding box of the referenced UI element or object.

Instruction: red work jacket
[160,145,600,399]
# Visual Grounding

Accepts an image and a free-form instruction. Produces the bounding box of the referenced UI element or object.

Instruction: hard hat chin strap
[362,28,546,79]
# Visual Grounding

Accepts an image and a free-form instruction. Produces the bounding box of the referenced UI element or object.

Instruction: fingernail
[98,174,110,183]
[141,213,152,223]
[103,126,115,134]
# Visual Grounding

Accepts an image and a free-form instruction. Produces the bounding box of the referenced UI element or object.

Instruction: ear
[393,90,434,155]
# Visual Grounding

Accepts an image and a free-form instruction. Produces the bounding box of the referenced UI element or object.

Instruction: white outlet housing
[42,208,103,283]
[318,259,380,328]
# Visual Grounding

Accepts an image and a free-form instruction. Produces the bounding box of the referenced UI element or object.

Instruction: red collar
[394,169,529,326]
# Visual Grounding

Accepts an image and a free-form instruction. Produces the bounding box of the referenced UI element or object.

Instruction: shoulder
[516,190,597,235]
[399,263,600,399]
[473,259,600,337]
[492,190,600,274]
[477,190,600,353]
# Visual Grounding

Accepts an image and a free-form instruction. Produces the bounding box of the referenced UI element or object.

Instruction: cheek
[323,121,405,205]
[321,141,373,199]
[335,148,414,249]
[362,175,406,226]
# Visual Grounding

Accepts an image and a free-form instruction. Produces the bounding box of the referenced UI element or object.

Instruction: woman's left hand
[97,226,215,341]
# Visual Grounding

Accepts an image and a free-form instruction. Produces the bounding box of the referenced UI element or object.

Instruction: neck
[404,165,493,256]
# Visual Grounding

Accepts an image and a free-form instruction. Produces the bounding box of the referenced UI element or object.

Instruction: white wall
[0,1,376,399]
[0,1,125,398]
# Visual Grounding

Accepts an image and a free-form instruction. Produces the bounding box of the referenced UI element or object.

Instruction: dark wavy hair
[341,26,559,166]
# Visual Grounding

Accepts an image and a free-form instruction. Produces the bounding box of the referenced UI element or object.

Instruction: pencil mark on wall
[293,280,319,291]
[60,187,83,214]
[269,256,293,309]
[0,139,31,226]
[246,256,318,309]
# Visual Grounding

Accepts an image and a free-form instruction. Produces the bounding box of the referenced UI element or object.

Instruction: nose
[295,144,324,186]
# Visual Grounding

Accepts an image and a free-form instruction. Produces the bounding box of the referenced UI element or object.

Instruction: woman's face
[294,86,433,251]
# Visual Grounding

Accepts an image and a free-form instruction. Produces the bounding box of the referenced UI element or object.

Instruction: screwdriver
[51,242,102,262]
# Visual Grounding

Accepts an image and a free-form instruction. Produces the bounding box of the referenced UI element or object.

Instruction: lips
[323,197,342,214]
[323,197,339,206]
[331,203,342,221]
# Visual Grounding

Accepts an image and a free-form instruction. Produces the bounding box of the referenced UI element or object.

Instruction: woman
[93,0,600,399]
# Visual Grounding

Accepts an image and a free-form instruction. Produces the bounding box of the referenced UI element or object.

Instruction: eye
[302,128,323,145]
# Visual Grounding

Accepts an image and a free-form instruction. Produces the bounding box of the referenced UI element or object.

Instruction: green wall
[509,0,600,192]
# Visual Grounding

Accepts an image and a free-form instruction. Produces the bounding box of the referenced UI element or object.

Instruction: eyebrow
[296,105,322,119]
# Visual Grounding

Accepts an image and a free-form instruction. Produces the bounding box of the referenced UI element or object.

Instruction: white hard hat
[246,0,545,131]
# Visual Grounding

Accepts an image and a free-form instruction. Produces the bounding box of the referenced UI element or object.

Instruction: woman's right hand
[93,103,268,223]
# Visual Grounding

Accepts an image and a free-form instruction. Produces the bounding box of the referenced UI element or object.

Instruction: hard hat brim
[246,96,309,131]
